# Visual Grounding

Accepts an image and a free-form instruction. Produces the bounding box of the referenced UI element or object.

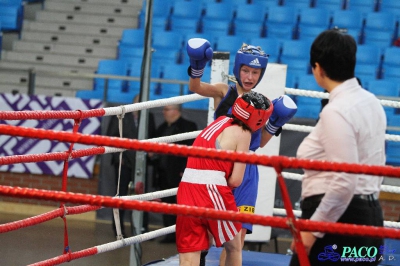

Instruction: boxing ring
[0,89,399,265]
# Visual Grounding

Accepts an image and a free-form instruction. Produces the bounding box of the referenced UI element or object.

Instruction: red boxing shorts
[176,169,242,253]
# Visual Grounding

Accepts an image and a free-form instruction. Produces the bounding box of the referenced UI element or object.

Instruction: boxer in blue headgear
[233,44,269,89]
[186,38,297,266]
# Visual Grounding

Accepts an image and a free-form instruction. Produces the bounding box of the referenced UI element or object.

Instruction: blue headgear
[233,44,268,88]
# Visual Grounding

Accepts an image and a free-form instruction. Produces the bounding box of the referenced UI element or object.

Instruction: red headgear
[232,91,273,132]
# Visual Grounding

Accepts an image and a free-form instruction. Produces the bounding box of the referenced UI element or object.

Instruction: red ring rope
[0,124,398,178]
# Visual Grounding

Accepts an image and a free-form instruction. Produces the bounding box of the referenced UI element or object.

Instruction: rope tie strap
[62,205,68,219]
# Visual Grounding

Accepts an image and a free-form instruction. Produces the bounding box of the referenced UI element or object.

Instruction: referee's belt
[303,193,379,203]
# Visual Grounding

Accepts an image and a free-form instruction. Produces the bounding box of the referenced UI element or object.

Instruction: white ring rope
[103,94,207,116]
[97,225,176,254]
[119,188,177,201]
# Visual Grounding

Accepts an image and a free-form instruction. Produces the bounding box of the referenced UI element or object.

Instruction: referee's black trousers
[289,194,383,266]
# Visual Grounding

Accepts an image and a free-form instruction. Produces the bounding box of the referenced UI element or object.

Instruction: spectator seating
[279,39,311,77]
[119,28,145,48]
[201,1,235,23]
[379,0,400,16]
[265,6,298,39]
[202,19,232,37]
[293,96,322,120]
[355,63,380,84]
[296,74,324,92]
[158,63,189,97]
[382,47,400,68]
[118,46,144,60]
[362,12,398,48]
[248,37,282,63]
[356,44,383,73]
[232,3,268,37]
[0,4,24,31]
[137,0,173,29]
[169,0,203,35]
[330,9,364,43]
[297,8,332,30]
[366,79,400,98]
[345,0,378,14]
[386,138,400,166]
[92,59,129,93]
[293,74,325,119]
[382,65,400,83]
[314,0,346,11]
[281,0,312,10]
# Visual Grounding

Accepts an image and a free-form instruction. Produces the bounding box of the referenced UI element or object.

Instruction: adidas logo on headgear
[249,58,261,67]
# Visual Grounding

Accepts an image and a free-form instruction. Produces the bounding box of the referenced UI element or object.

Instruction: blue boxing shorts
[233,163,259,233]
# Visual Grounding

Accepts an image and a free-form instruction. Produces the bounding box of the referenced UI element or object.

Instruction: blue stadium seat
[280,39,311,63]
[314,0,346,11]
[233,20,266,38]
[363,30,397,50]
[117,29,145,59]
[298,25,330,43]
[169,16,200,36]
[382,65,400,83]
[296,74,324,92]
[170,0,203,21]
[379,0,400,17]
[215,35,245,55]
[387,110,400,127]
[356,44,382,66]
[382,47,400,68]
[232,3,268,37]
[118,47,144,60]
[386,138,400,166]
[248,37,282,63]
[281,0,312,10]
[286,73,298,88]
[182,88,209,110]
[158,64,189,96]
[330,10,364,43]
[93,59,129,93]
[265,6,298,39]
[281,57,311,78]
[127,60,161,96]
[202,2,235,22]
[366,79,400,98]
[297,8,331,42]
[167,0,203,34]
[355,63,379,83]
[362,11,398,49]
[201,19,232,36]
[280,39,312,77]
[138,0,173,29]
[119,28,145,48]
[252,0,280,7]
[0,4,23,31]
[344,0,378,14]
[151,47,182,65]
[76,90,103,101]
[293,96,322,120]
[152,30,185,50]
[298,8,332,28]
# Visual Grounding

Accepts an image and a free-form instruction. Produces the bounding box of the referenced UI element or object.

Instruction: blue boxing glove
[186,38,213,78]
[265,95,297,136]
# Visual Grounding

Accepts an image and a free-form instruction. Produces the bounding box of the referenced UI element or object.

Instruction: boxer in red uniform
[176,91,273,266]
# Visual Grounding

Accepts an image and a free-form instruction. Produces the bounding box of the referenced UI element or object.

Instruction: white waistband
[181,168,227,186]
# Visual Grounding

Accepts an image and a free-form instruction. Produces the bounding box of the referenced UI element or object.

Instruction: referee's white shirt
[297,77,386,230]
